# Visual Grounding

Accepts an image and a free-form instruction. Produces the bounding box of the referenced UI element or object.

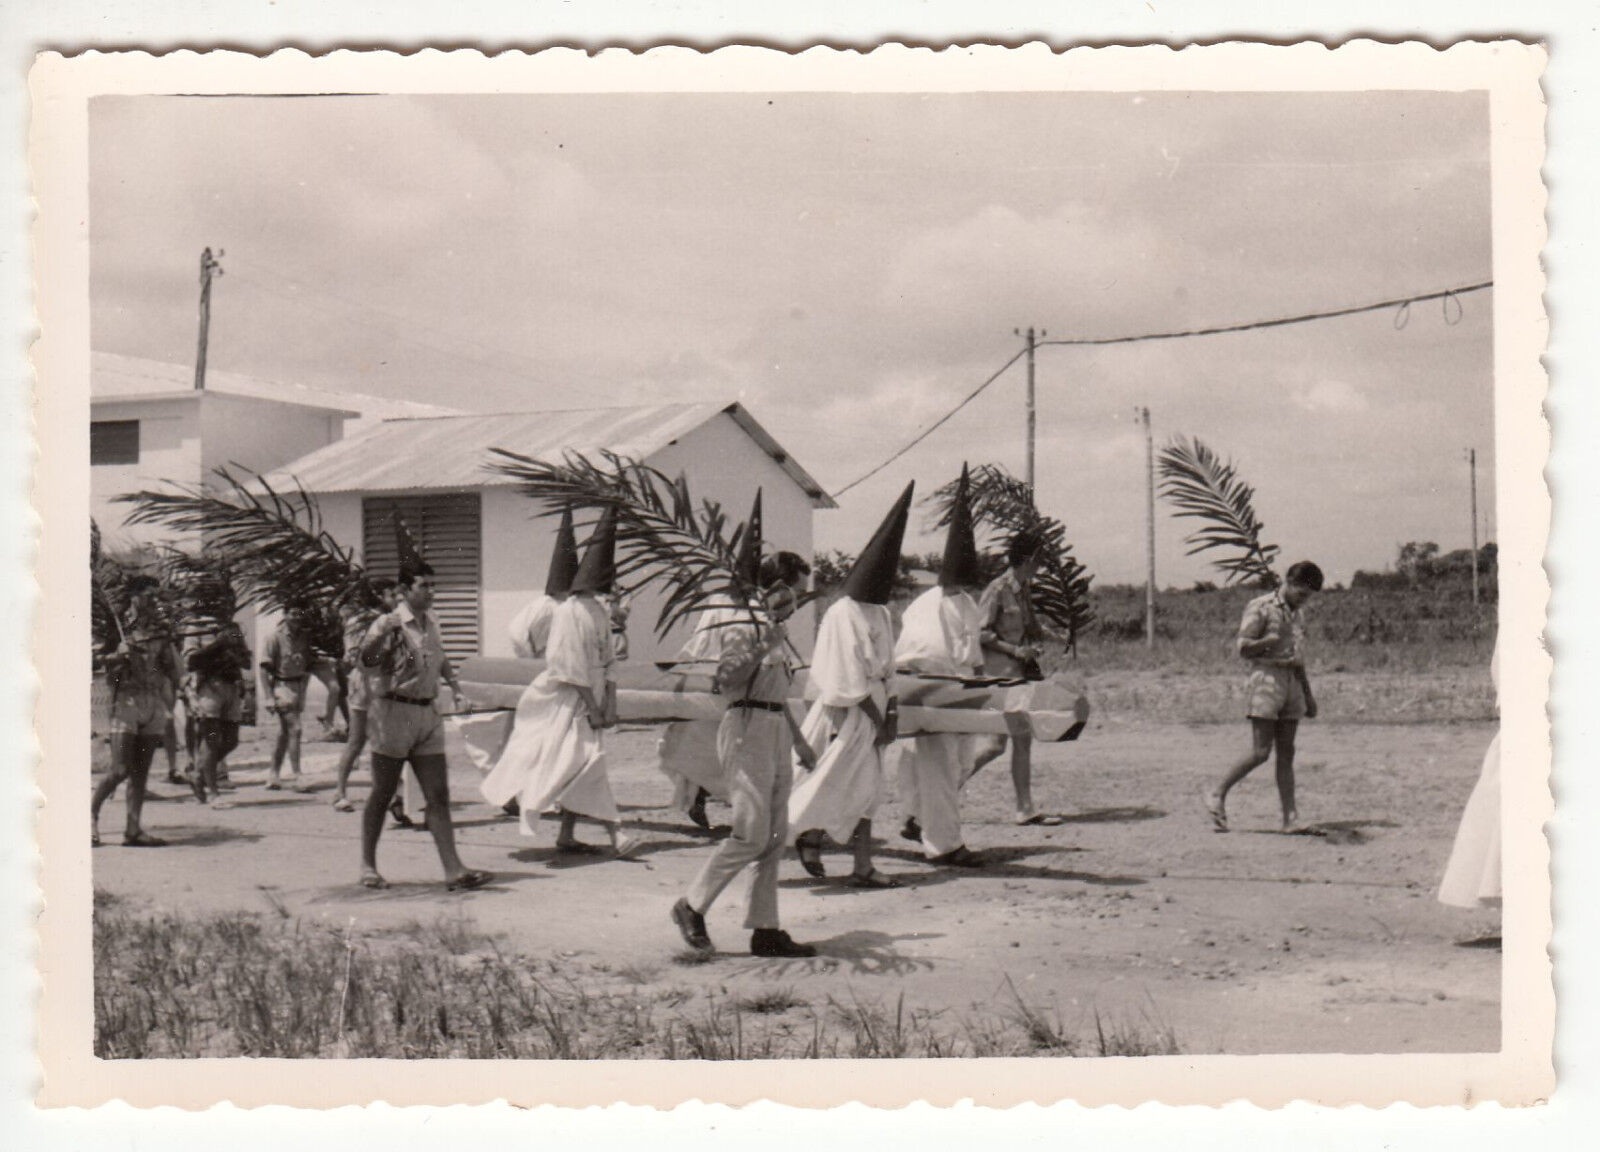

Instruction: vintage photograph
[31,45,1551,1108]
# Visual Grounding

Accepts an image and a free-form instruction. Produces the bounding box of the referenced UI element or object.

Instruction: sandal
[846,869,903,890]
[123,831,169,848]
[332,796,356,812]
[90,829,101,848]
[555,839,603,855]
[360,871,389,890]
[796,835,827,879]
[1204,791,1228,833]
[613,833,644,860]
[446,869,492,892]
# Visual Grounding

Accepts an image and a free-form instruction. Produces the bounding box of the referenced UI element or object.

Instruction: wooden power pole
[194,247,224,391]
[1468,447,1480,606]
[1139,406,1156,647]
[1015,326,1042,489]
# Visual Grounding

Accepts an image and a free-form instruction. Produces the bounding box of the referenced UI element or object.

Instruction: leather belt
[384,692,436,706]
[731,700,787,713]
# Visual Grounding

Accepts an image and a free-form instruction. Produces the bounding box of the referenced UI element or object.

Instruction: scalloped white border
[27,41,1550,1111]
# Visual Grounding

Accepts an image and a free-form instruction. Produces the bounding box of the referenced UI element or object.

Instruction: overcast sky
[89,91,1492,587]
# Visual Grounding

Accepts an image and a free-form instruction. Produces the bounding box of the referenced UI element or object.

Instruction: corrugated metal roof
[91,351,462,428]
[262,401,837,508]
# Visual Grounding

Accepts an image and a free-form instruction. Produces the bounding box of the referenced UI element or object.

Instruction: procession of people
[92,455,1494,962]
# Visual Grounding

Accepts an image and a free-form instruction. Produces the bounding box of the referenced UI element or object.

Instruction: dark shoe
[795,832,827,878]
[91,829,101,848]
[446,869,492,892]
[845,869,903,890]
[929,846,985,868]
[165,771,185,785]
[687,791,711,832]
[900,817,922,844]
[671,897,713,952]
[502,799,521,818]
[751,928,816,958]
[123,831,169,848]
[389,798,416,828]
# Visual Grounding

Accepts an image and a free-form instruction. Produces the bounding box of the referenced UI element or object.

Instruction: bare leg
[285,709,303,779]
[161,716,180,780]
[92,734,135,838]
[1206,719,1276,829]
[555,809,584,848]
[849,817,874,876]
[268,712,290,784]
[410,753,469,880]
[1009,727,1035,820]
[1274,720,1300,829]
[963,735,1008,788]
[333,710,368,805]
[121,737,159,840]
[361,753,404,878]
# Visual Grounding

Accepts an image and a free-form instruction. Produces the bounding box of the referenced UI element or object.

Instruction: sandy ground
[90,701,1500,1056]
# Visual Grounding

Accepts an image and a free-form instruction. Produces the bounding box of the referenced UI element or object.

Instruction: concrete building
[263,401,835,665]
[90,351,461,550]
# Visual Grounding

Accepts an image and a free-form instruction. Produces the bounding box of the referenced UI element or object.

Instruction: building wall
[200,395,347,482]
[89,397,203,550]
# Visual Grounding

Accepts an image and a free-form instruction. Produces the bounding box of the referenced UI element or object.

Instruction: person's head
[1282,560,1324,608]
[221,621,244,643]
[759,551,812,621]
[369,575,399,611]
[126,574,161,615]
[1007,531,1045,583]
[284,603,313,633]
[396,562,437,611]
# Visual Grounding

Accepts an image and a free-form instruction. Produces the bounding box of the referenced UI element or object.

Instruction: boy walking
[260,605,315,790]
[1205,560,1323,833]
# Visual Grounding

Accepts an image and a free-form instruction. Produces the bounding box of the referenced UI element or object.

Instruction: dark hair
[369,576,396,595]
[1007,531,1044,566]
[396,561,435,588]
[759,550,812,590]
[127,574,161,596]
[1285,560,1324,591]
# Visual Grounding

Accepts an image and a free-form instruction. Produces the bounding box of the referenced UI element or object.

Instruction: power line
[830,279,1493,500]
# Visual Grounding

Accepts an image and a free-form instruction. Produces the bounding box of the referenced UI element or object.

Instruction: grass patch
[94,904,1184,1060]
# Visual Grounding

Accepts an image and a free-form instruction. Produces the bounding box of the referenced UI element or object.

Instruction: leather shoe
[929,845,985,868]
[751,929,816,958]
[900,817,922,843]
[671,897,713,952]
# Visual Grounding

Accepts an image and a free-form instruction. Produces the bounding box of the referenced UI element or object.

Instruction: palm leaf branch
[115,465,368,617]
[1156,436,1280,586]
[924,462,1095,643]
[486,448,812,638]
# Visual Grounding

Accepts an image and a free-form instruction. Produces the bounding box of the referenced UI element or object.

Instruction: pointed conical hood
[392,514,425,574]
[569,505,618,594]
[838,481,914,605]
[543,507,580,597]
[939,464,983,589]
[734,489,763,587]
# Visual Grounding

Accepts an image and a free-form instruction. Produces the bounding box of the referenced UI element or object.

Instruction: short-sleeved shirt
[363,600,452,700]
[1237,589,1306,667]
[262,626,314,681]
[106,614,180,705]
[978,570,1042,650]
[713,615,798,705]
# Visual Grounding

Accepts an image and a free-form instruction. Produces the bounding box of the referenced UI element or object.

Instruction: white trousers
[905,733,968,857]
[687,709,792,930]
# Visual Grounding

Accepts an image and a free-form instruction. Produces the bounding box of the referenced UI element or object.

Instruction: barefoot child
[1205,560,1323,833]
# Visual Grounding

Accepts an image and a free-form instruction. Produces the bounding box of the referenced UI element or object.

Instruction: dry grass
[94,900,1184,1060]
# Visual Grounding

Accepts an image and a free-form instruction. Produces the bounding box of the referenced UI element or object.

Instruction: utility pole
[1139,406,1156,647]
[1468,447,1480,607]
[1015,326,1042,489]
[194,247,224,391]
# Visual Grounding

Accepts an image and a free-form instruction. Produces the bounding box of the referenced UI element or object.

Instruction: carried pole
[1015,326,1040,489]
[194,247,224,391]
[1140,406,1156,647]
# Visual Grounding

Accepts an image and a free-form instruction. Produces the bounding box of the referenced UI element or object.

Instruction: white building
[90,351,458,550]
[262,401,835,665]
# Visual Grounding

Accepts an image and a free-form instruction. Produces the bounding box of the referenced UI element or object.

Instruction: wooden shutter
[362,493,482,663]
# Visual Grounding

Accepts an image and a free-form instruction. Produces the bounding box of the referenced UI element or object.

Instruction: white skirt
[1438,733,1501,908]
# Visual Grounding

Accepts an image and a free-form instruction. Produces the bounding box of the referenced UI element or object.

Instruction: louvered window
[361,493,481,663]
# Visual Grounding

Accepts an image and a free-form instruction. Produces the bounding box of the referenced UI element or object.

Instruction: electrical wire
[830,279,1492,499]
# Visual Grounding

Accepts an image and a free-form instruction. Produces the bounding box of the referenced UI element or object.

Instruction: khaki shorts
[346,669,370,712]
[191,680,237,721]
[1246,665,1307,721]
[270,678,307,716]
[109,691,170,738]
[369,696,445,759]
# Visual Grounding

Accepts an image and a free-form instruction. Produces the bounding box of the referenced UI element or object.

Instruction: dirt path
[90,712,1499,1055]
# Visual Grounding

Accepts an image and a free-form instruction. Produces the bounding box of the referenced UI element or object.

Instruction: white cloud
[1294,379,1370,413]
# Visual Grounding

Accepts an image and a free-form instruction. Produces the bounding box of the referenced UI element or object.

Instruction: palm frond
[1156,436,1280,587]
[924,463,1096,643]
[155,546,240,636]
[90,518,130,653]
[487,448,811,638]
[116,466,367,616]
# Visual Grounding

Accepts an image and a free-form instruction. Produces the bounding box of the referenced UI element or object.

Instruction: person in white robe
[1438,642,1501,911]
[655,602,741,828]
[479,507,640,857]
[891,464,987,866]
[789,482,913,889]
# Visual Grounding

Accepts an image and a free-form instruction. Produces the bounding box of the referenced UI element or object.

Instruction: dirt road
[90,708,1499,1055]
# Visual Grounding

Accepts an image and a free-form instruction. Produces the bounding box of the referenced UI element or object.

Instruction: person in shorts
[91,575,180,847]
[331,576,397,812]
[357,561,490,891]
[260,606,315,789]
[1204,560,1324,833]
[185,622,253,808]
